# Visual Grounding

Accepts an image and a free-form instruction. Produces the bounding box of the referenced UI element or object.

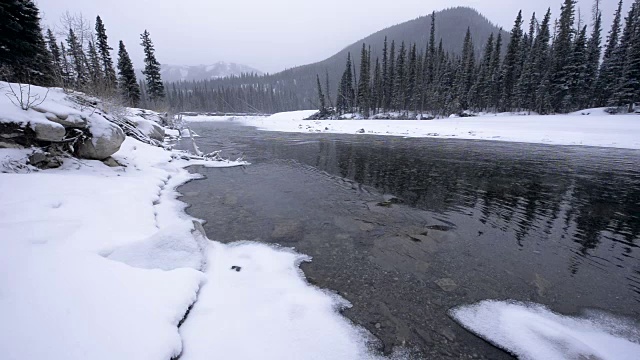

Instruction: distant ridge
[136,62,262,83]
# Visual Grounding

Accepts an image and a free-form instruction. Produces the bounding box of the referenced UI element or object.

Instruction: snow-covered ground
[185,110,640,150]
[451,301,640,360]
[0,89,382,359]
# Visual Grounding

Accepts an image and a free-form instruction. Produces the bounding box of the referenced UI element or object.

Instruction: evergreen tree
[473,33,494,110]
[584,3,602,106]
[45,28,63,85]
[87,41,103,88]
[533,9,553,114]
[325,69,333,108]
[316,74,326,112]
[457,27,475,109]
[336,53,355,114]
[95,15,117,87]
[596,0,623,105]
[140,30,165,102]
[566,25,589,110]
[357,44,371,115]
[500,11,524,111]
[488,31,503,110]
[393,42,407,111]
[116,40,140,107]
[372,57,382,112]
[609,1,640,110]
[515,13,538,111]
[381,37,389,111]
[0,0,53,85]
[406,43,418,112]
[386,41,396,111]
[550,0,577,112]
[66,28,88,88]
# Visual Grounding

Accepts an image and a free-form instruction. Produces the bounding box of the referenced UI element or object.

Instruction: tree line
[322,0,640,118]
[0,0,167,110]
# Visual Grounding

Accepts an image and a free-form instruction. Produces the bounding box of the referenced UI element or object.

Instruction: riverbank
[185,109,640,150]
[0,86,382,359]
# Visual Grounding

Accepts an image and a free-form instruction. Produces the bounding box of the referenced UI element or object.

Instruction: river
[177,121,640,359]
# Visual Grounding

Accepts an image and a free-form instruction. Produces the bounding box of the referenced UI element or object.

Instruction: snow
[450,300,640,360]
[0,85,386,359]
[196,110,640,150]
[180,242,381,360]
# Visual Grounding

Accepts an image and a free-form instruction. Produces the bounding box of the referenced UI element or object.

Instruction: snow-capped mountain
[136,62,263,83]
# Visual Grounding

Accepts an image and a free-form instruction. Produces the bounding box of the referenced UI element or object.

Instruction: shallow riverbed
[177,122,640,359]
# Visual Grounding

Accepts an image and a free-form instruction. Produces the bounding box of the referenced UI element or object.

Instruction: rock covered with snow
[76,119,126,160]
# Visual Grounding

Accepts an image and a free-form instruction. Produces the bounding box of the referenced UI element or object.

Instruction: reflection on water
[180,122,640,330]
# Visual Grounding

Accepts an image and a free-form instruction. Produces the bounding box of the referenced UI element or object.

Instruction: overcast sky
[37,0,629,73]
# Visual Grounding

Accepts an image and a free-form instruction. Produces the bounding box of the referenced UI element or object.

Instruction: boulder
[33,121,65,142]
[76,122,125,160]
[134,118,165,141]
[44,113,88,128]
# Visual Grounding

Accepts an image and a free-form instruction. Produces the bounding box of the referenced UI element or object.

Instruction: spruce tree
[458,28,475,109]
[550,0,577,112]
[386,41,396,111]
[596,0,623,105]
[357,44,371,116]
[500,11,524,112]
[316,74,326,112]
[381,37,389,111]
[66,28,88,89]
[87,41,103,89]
[393,42,407,111]
[336,53,355,114]
[534,9,553,114]
[609,1,640,110]
[95,16,117,87]
[45,28,63,85]
[372,57,382,113]
[406,44,418,112]
[584,4,602,106]
[116,40,140,107]
[0,0,53,85]
[488,31,503,111]
[474,33,494,110]
[140,30,165,102]
[325,70,333,108]
[566,26,589,110]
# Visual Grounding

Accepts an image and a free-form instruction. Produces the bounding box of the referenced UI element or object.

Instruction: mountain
[137,62,263,83]
[169,7,511,111]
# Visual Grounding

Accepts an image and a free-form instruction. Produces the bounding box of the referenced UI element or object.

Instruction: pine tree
[393,42,407,111]
[357,44,371,116]
[381,37,389,112]
[609,1,640,110]
[584,2,602,106]
[457,28,475,109]
[0,0,53,85]
[488,31,503,110]
[45,28,63,85]
[336,53,355,114]
[406,43,418,112]
[316,74,326,112]
[550,0,577,112]
[140,30,165,103]
[515,13,538,111]
[87,41,103,89]
[500,11,524,111]
[372,57,382,112]
[116,40,140,107]
[473,33,494,110]
[66,28,88,89]
[95,16,117,88]
[386,41,396,111]
[424,12,437,111]
[566,26,589,110]
[596,0,623,105]
[534,9,553,114]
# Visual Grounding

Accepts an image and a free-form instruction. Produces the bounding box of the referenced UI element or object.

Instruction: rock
[44,113,87,128]
[271,220,303,241]
[33,121,65,142]
[76,122,125,160]
[434,278,458,292]
[28,152,62,169]
[356,128,365,134]
[230,266,242,272]
[101,157,123,167]
[133,118,165,141]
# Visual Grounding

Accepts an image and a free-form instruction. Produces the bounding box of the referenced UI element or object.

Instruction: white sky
[37,0,629,73]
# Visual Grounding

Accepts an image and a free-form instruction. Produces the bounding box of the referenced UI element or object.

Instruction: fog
[37,0,629,73]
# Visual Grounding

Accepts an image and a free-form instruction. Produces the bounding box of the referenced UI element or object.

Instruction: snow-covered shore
[185,110,640,150]
[0,89,381,359]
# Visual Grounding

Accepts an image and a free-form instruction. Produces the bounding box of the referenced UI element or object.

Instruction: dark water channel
[177,122,640,359]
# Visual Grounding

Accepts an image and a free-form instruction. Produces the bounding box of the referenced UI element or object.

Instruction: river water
[177,122,640,359]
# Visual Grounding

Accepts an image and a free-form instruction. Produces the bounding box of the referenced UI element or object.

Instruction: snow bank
[229,110,640,150]
[450,300,640,360]
[180,242,380,360]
